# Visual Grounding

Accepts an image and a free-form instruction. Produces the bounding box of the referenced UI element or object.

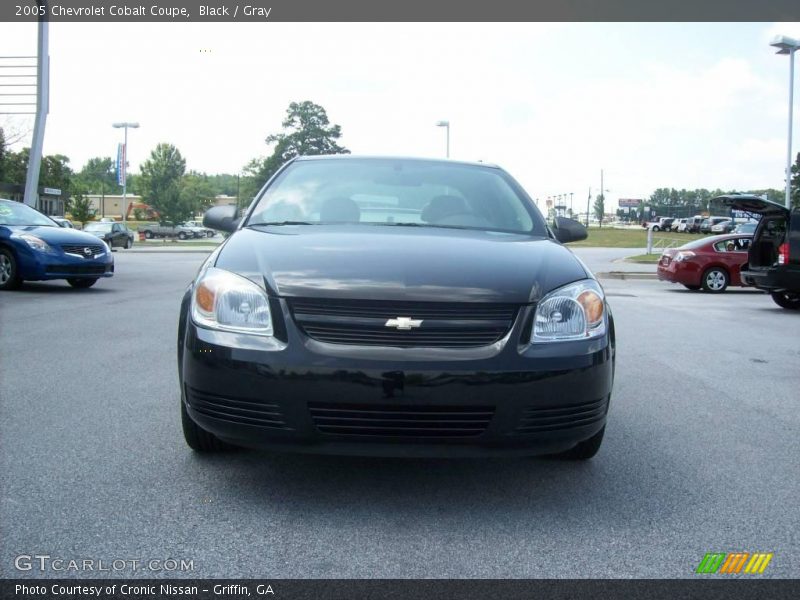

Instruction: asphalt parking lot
[1,251,798,578]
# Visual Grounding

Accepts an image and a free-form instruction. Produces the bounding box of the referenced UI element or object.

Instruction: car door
[110,224,122,247]
[718,237,751,285]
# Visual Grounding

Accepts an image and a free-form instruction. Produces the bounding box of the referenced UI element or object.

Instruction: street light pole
[771,35,800,210]
[435,120,450,158]
[112,121,139,224]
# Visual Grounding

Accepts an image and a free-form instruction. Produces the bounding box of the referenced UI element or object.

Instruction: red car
[657,234,753,293]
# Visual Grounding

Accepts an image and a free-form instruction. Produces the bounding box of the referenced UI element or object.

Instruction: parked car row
[645,215,759,235]
[137,221,216,239]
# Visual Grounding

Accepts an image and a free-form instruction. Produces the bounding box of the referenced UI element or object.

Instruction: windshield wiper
[249,221,315,226]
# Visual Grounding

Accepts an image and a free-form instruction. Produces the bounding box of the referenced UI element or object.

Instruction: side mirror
[552,216,588,244]
[203,205,240,233]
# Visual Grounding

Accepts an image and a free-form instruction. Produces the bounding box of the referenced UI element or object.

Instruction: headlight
[532,279,606,343]
[14,233,52,253]
[191,267,273,336]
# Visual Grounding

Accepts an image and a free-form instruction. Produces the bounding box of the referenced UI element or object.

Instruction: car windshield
[85,223,113,232]
[0,200,57,227]
[246,159,547,236]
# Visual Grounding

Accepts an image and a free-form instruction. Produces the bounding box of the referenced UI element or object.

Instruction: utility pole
[586,187,592,227]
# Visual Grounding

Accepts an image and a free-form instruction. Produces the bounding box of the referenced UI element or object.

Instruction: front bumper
[17,247,114,281]
[180,301,615,457]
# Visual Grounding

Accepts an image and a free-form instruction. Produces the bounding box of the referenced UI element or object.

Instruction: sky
[2,21,800,210]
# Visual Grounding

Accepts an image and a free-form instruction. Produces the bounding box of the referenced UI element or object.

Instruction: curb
[596,272,657,280]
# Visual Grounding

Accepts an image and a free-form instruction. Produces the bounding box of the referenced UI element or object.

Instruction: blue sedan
[0,198,114,290]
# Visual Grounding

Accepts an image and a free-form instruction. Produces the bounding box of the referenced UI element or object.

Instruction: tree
[180,171,216,217]
[67,184,94,226]
[76,157,119,195]
[207,173,239,196]
[791,151,800,208]
[139,143,190,225]
[40,154,73,197]
[593,194,605,227]
[1,148,27,185]
[0,148,73,195]
[244,101,349,195]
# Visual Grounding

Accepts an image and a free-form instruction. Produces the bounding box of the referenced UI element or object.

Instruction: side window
[713,241,729,252]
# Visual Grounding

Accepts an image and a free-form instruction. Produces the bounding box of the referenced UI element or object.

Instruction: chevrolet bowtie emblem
[385,317,423,330]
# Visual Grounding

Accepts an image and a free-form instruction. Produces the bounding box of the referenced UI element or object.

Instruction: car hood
[1,225,109,246]
[214,225,590,304]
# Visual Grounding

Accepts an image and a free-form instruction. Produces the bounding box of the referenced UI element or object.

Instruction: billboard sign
[618,198,642,207]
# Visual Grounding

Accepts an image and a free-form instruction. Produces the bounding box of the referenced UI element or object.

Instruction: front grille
[515,398,607,434]
[308,402,494,438]
[186,386,291,429]
[60,244,106,258]
[288,298,518,348]
[45,264,108,275]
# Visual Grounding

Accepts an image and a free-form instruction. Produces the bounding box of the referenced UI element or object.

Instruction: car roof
[294,154,501,169]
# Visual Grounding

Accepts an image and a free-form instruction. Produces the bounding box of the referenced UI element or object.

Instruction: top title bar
[4,0,800,22]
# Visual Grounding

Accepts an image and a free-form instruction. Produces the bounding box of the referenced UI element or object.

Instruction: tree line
[3,101,798,227]
[615,161,800,222]
[0,100,348,226]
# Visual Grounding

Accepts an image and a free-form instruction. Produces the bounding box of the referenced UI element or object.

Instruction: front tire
[701,267,728,293]
[181,396,232,452]
[652,226,660,232]
[67,278,98,288]
[178,232,188,240]
[559,426,605,460]
[125,238,133,249]
[771,291,800,310]
[144,230,153,239]
[0,248,21,290]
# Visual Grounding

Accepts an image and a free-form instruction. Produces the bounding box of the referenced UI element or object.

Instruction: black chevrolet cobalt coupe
[178,156,615,459]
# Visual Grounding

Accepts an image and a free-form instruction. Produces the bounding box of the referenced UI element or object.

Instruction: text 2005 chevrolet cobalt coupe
[178,156,615,459]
